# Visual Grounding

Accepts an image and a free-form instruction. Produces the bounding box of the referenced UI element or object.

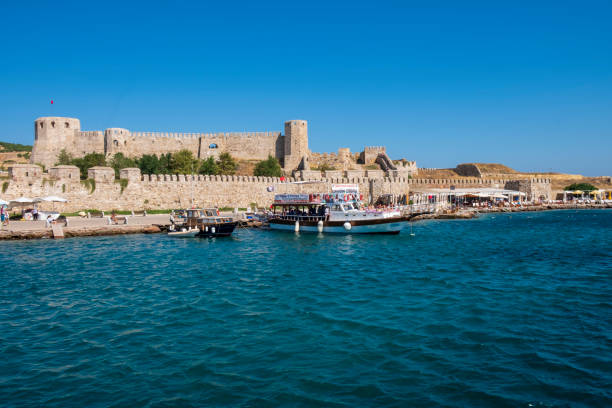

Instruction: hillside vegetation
[0,141,32,152]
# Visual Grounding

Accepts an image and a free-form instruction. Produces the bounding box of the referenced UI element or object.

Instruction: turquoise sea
[1,210,611,407]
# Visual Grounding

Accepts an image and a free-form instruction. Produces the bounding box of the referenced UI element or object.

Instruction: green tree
[564,183,597,191]
[170,149,199,174]
[136,154,161,175]
[109,153,137,178]
[253,155,282,177]
[72,153,107,179]
[216,152,238,175]
[199,156,218,175]
[56,149,73,165]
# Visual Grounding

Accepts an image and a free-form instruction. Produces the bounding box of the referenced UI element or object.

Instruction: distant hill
[0,141,32,152]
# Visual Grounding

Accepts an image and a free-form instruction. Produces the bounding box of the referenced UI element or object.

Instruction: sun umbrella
[0,198,8,206]
[34,196,68,203]
[10,197,34,204]
[34,196,68,211]
[9,197,34,216]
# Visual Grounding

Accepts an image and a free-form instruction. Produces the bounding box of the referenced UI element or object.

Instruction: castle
[31,117,309,171]
[30,116,419,177]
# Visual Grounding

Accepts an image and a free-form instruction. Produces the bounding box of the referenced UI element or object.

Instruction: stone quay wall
[3,164,551,212]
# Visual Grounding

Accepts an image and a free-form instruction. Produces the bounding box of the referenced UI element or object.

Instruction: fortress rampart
[5,164,552,212]
[31,117,306,171]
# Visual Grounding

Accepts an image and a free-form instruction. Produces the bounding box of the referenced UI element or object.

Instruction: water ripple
[1,210,611,407]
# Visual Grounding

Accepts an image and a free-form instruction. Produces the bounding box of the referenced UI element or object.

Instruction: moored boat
[183,208,238,237]
[268,184,408,234]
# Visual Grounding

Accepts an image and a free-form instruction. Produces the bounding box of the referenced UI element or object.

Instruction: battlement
[31,116,303,171]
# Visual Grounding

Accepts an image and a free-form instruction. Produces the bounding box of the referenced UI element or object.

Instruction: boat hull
[268,218,406,234]
[197,222,237,237]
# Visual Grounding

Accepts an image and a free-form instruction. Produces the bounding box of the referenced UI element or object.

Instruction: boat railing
[270,214,326,222]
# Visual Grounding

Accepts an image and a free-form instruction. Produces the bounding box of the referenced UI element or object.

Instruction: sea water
[1,210,610,407]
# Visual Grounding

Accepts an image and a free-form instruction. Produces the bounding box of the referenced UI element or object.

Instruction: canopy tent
[0,198,9,206]
[572,190,583,195]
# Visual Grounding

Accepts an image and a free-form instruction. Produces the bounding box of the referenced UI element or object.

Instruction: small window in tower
[40,122,43,129]
[113,140,119,147]
[26,172,29,177]
[65,122,70,128]
[51,121,55,128]
[124,141,127,145]
[209,143,218,149]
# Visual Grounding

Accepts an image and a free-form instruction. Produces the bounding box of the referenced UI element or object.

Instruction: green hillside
[0,141,32,152]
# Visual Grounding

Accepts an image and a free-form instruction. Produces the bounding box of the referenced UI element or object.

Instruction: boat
[168,226,200,237]
[182,208,238,237]
[267,184,408,234]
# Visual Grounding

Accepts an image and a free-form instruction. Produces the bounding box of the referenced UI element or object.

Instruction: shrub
[199,157,218,175]
[170,150,199,175]
[109,153,137,178]
[564,183,597,191]
[217,152,238,175]
[254,155,282,177]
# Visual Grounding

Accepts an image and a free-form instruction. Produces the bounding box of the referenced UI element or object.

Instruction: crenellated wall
[5,165,552,212]
[30,117,301,170]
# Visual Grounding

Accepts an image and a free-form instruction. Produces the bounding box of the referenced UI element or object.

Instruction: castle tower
[31,117,80,168]
[283,120,308,171]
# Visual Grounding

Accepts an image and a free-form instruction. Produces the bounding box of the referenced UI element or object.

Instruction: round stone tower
[283,120,308,171]
[31,117,80,168]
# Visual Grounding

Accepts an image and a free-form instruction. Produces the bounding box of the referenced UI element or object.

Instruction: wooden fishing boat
[183,208,238,237]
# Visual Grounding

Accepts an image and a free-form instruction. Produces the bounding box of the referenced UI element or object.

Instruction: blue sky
[1,1,611,175]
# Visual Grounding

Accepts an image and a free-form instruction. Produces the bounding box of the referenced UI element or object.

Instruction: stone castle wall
[4,164,551,212]
[31,117,304,171]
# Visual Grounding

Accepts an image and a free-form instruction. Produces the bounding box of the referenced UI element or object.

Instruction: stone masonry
[31,117,309,172]
[3,164,551,212]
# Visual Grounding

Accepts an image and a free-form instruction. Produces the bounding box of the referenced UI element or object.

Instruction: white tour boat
[268,184,408,234]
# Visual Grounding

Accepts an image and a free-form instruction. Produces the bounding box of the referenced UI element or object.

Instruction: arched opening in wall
[124,141,127,145]
[39,122,44,128]
[65,122,70,128]
[113,140,119,147]
[25,172,29,177]
[209,143,218,149]
[51,121,55,128]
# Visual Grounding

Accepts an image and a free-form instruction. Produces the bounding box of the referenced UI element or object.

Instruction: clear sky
[1,1,611,176]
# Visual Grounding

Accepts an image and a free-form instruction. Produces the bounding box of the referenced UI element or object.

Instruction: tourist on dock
[0,205,7,226]
[110,211,118,225]
[45,215,53,228]
[32,208,38,220]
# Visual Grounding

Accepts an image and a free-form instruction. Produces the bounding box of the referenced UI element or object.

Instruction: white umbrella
[34,196,68,211]
[0,198,8,206]
[10,197,34,204]
[35,196,68,203]
[9,197,34,217]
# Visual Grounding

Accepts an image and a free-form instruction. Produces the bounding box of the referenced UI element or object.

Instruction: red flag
[50,100,54,104]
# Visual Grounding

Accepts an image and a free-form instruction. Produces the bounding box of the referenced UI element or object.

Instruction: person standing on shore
[0,205,6,227]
